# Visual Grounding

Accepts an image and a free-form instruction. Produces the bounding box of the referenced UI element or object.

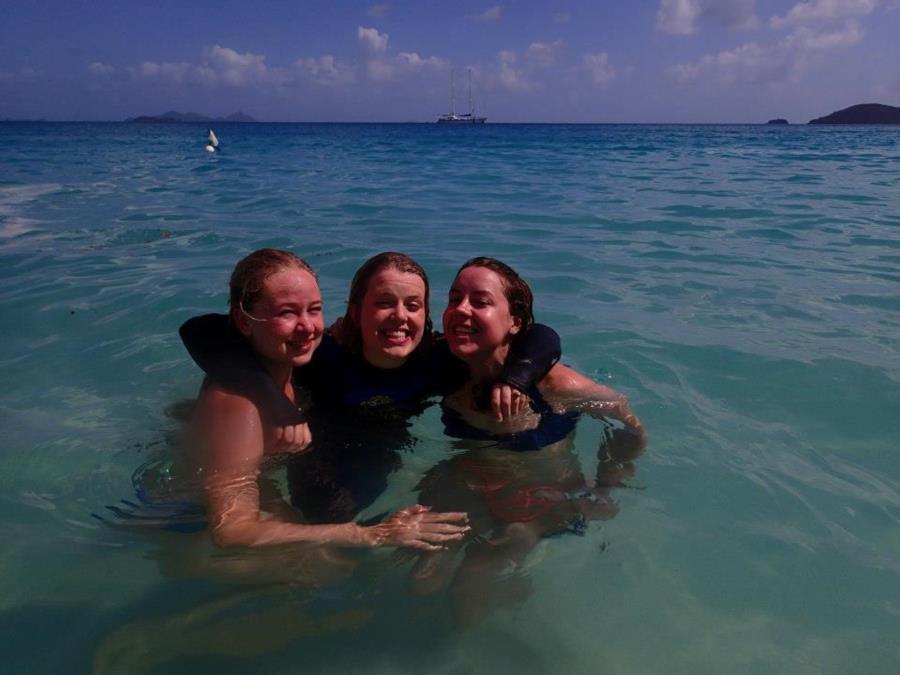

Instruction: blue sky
[1,0,898,122]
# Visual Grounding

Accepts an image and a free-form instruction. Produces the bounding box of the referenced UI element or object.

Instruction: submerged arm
[539,364,646,487]
[195,386,468,550]
[540,364,646,443]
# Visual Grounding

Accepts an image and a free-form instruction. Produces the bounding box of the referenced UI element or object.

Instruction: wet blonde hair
[228,248,317,317]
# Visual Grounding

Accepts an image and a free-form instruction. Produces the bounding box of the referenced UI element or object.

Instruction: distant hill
[767,118,789,125]
[124,110,257,123]
[808,103,900,124]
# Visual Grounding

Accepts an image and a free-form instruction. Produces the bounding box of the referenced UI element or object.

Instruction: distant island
[124,110,257,123]
[808,103,900,125]
[767,118,789,125]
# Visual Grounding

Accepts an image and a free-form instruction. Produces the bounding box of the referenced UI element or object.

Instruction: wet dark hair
[339,252,434,354]
[455,256,534,331]
[228,248,317,319]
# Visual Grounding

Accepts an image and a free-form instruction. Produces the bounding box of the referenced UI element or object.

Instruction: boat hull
[437,116,486,124]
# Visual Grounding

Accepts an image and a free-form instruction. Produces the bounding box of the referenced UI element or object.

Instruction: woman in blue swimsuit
[411,257,646,624]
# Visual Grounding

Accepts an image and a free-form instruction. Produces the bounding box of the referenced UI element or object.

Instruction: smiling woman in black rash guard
[187,248,470,550]
[181,250,561,531]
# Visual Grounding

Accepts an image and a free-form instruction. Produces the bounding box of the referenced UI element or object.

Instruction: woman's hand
[371,505,469,551]
[490,384,531,421]
[601,424,646,460]
[269,422,313,454]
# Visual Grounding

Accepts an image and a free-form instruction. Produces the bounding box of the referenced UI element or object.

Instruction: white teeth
[384,330,408,338]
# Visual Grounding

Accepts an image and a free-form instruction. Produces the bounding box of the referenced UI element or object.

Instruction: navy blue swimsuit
[442,383,579,452]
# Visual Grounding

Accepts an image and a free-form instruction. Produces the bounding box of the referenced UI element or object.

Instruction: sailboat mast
[450,69,455,115]
[468,68,473,115]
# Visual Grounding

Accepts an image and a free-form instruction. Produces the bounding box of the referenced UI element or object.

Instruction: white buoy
[205,128,219,153]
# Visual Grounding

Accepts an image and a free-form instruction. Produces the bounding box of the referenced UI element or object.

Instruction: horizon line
[0,119,831,126]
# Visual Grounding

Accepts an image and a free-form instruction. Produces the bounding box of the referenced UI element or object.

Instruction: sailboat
[437,68,486,124]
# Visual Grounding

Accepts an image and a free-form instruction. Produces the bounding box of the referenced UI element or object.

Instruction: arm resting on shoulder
[490,323,562,419]
[180,313,307,427]
[499,323,561,391]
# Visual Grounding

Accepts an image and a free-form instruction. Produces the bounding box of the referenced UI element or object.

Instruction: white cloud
[357,26,389,54]
[396,52,445,69]
[475,5,502,22]
[497,50,535,92]
[91,44,356,90]
[204,45,270,86]
[366,51,447,82]
[657,0,702,34]
[668,19,864,84]
[368,3,390,17]
[657,0,759,34]
[668,0,878,85]
[704,0,759,30]
[293,55,355,85]
[132,46,277,87]
[669,41,788,83]
[138,61,199,85]
[791,20,864,47]
[491,43,615,93]
[88,62,115,77]
[357,27,447,82]
[89,28,446,93]
[583,52,617,86]
[771,0,878,29]
[525,41,564,67]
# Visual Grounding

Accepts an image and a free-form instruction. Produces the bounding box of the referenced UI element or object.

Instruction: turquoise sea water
[1,122,898,673]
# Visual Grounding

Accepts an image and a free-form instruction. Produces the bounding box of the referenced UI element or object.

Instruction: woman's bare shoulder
[538,364,626,413]
[195,384,261,420]
[193,385,266,466]
[539,364,598,396]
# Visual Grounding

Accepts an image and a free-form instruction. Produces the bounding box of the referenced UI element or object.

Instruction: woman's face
[236,267,324,368]
[356,267,427,369]
[443,265,521,363]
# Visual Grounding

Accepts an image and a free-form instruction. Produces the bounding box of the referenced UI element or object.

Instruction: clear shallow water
[1,122,899,673]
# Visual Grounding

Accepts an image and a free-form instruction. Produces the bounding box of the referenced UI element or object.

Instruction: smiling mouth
[380,329,412,344]
[450,325,478,336]
[288,337,317,351]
